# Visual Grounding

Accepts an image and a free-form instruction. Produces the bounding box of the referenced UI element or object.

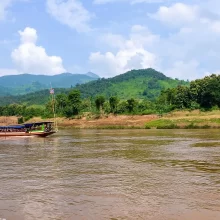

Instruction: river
[0,129,220,220]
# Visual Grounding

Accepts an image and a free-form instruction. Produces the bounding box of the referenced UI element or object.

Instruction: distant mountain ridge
[0,72,99,96]
[75,68,188,100]
[0,68,189,106]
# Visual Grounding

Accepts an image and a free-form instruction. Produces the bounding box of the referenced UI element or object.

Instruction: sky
[0,0,220,80]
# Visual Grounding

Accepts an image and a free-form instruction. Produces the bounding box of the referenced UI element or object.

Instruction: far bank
[1,110,220,129]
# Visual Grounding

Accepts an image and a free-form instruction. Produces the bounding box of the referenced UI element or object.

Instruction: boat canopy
[23,121,54,128]
[0,125,25,129]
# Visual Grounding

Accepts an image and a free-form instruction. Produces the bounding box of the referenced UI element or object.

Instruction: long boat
[0,88,58,138]
[0,121,57,137]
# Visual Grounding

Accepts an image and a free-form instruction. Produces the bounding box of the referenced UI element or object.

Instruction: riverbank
[1,110,220,129]
[27,114,159,129]
[146,110,220,129]
[52,110,220,129]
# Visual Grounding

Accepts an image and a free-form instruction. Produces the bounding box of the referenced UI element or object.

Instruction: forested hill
[0,85,12,96]
[0,68,188,106]
[0,72,99,96]
[75,68,188,100]
[0,88,69,106]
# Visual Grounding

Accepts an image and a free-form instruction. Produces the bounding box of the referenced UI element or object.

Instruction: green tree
[65,89,81,117]
[56,94,68,110]
[109,96,119,114]
[137,100,156,115]
[81,98,92,112]
[174,86,191,109]
[117,101,128,114]
[127,98,137,113]
[95,95,105,112]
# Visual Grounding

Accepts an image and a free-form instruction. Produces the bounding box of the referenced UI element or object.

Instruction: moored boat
[0,88,58,138]
[0,121,57,137]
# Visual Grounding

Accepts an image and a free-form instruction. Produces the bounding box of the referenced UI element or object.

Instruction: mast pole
[50,84,58,132]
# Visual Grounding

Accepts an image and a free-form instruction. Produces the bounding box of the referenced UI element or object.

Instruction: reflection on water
[0,129,220,220]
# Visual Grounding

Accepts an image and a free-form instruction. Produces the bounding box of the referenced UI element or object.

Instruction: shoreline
[46,110,220,129]
[51,114,158,129]
[1,110,220,129]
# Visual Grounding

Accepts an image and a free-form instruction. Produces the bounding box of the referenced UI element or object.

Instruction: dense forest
[0,68,188,106]
[0,69,219,122]
[75,68,188,99]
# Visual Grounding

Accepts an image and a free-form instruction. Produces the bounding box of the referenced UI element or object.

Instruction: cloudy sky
[0,0,220,79]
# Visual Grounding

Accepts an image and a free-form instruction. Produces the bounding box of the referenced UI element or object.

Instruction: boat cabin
[23,121,55,132]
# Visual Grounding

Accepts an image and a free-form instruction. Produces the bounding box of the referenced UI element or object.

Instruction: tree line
[159,74,220,110]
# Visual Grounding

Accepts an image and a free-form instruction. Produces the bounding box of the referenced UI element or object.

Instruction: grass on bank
[145,110,220,129]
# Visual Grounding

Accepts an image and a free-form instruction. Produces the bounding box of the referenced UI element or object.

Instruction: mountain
[0,68,189,106]
[75,68,189,100]
[0,85,12,96]
[85,72,99,78]
[0,72,99,96]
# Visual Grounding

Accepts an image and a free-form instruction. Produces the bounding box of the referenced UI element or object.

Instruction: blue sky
[0,0,220,80]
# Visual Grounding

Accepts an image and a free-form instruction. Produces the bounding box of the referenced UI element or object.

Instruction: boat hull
[0,131,56,137]
[29,131,56,137]
[0,132,30,137]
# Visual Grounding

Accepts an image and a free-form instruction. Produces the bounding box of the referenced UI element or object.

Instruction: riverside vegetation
[0,68,220,129]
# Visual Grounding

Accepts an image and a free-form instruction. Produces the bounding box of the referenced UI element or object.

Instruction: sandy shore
[0,115,158,128]
[58,114,158,128]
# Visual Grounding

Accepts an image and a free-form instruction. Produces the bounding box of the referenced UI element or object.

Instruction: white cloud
[89,26,157,77]
[164,60,204,80]
[100,25,159,50]
[130,25,160,47]
[150,3,199,27]
[46,0,93,32]
[11,27,66,75]
[19,27,37,44]
[89,49,156,78]
[99,33,126,49]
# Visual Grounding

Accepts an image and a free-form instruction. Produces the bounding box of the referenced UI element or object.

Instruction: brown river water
[0,129,220,220]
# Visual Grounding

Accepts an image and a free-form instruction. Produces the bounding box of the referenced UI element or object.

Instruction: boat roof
[0,125,25,129]
[23,121,54,127]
